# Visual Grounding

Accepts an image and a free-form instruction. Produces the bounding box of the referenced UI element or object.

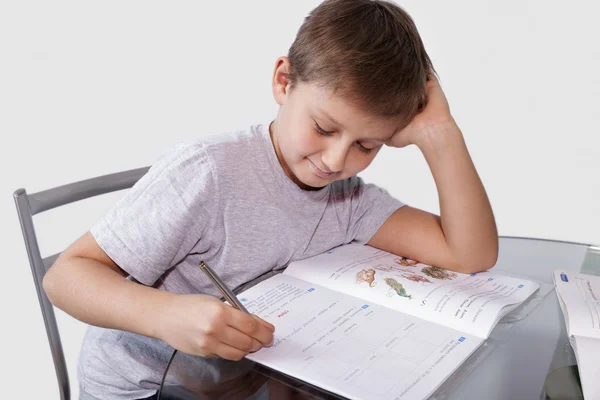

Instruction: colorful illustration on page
[394,256,418,267]
[399,273,432,284]
[384,278,412,299]
[356,268,377,287]
[372,264,395,272]
[421,266,458,280]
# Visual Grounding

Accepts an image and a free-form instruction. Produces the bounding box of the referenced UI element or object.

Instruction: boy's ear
[272,56,292,105]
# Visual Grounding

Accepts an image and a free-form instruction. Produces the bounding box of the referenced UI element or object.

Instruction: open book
[238,244,540,400]
[553,270,600,400]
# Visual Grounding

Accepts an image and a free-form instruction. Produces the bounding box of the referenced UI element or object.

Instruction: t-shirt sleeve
[344,176,406,245]
[90,141,216,286]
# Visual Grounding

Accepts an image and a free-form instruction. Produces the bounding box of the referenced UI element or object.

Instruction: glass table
[159,236,600,400]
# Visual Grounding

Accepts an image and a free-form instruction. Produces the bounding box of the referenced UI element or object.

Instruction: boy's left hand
[386,74,455,149]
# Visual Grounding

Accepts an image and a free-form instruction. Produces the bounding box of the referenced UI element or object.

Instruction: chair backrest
[13,167,149,400]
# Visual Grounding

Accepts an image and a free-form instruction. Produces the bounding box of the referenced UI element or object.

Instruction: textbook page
[284,244,540,338]
[241,273,483,400]
[553,270,600,339]
[570,335,600,400]
[553,271,600,400]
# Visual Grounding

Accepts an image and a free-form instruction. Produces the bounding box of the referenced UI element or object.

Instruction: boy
[43,0,498,398]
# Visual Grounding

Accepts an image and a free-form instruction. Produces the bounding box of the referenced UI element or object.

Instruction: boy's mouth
[308,159,335,179]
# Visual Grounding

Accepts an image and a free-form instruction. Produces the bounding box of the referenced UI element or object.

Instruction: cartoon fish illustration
[356,268,377,287]
[384,278,412,299]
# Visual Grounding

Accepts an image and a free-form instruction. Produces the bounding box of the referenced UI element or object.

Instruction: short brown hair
[287,0,434,122]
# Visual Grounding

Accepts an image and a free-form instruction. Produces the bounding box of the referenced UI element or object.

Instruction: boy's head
[270,0,434,190]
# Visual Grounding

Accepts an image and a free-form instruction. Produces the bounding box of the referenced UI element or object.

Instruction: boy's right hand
[156,294,275,360]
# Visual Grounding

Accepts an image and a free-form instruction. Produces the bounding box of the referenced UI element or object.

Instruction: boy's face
[271,58,404,191]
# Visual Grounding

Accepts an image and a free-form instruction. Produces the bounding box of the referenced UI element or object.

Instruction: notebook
[553,270,600,400]
[238,243,540,400]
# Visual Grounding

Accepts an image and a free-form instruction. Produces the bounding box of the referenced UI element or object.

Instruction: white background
[1,0,599,398]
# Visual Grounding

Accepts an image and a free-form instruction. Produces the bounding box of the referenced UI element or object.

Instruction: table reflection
[160,349,342,399]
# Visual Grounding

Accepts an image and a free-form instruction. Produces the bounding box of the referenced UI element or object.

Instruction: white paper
[284,244,540,337]
[553,270,600,338]
[554,270,600,400]
[241,274,483,400]
[572,335,600,400]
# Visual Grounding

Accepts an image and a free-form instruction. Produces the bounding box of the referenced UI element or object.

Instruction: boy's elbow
[43,257,71,305]
[43,261,62,304]
[483,238,500,270]
[43,266,57,304]
[462,257,496,274]
[459,242,499,274]
[445,237,498,274]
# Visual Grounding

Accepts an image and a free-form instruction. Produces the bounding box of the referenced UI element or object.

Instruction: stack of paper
[553,270,600,399]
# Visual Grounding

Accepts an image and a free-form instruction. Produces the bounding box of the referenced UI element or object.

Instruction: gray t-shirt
[79,122,405,399]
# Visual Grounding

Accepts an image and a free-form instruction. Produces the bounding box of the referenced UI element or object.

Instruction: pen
[198,261,249,313]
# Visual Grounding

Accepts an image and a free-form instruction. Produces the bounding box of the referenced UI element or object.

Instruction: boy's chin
[294,170,331,191]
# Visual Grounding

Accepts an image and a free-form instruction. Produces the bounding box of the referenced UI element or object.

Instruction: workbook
[239,243,540,400]
[553,270,600,400]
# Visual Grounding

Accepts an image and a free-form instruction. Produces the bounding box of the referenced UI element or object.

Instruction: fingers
[213,341,249,361]
[227,309,275,346]
[165,295,277,360]
[220,326,263,353]
[196,330,254,360]
[252,314,276,333]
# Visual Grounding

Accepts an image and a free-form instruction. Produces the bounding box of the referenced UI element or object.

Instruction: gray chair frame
[13,167,149,400]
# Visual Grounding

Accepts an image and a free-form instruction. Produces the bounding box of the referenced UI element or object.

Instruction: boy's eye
[314,121,374,154]
[356,142,374,154]
[314,122,334,136]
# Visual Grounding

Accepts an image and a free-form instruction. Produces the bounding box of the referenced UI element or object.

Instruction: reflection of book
[239,243,540,400]
[553,271,600,400]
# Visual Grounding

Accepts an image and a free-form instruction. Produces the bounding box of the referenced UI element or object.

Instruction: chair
[13,167,149,400]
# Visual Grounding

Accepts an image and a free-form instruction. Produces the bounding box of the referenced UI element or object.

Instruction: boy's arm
[44,232,274,359]
[368,77,498,274]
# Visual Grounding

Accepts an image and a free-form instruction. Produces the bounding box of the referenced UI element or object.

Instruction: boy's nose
[322,144,350,173]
